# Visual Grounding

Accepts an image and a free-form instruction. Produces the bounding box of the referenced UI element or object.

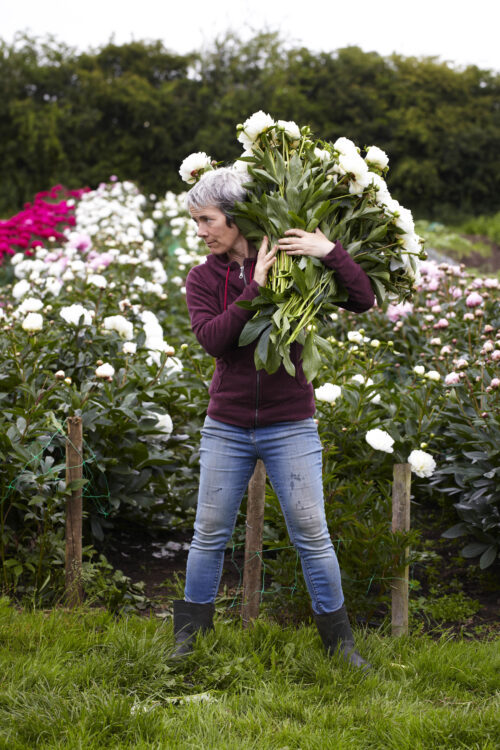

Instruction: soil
[100,517,499,639]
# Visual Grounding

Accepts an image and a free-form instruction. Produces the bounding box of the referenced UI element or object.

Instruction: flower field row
[0,179,498,607]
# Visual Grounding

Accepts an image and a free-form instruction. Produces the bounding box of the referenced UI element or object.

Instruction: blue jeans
[184,416,344,615]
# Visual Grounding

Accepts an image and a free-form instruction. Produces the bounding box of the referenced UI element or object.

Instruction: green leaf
[239,316,271,347]
[290,263,308,298]
[301,331,322,383]
[256,324,272,364]
[461,542,488,558]
[442,522,468,539]
[65,478,89,493]
[479,545,497,569]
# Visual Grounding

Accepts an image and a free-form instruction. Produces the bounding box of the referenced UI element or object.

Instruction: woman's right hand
[253,237,277,287]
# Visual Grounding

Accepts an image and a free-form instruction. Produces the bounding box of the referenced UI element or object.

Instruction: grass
[0,598,498,749]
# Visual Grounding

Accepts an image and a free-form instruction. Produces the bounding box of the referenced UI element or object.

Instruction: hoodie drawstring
[223,266,230,311]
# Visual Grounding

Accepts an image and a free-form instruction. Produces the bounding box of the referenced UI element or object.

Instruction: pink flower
[450,286,462,299]
[387,301,413,322]
[490,378,500,389]
[491,350,500,362]
[455,358,468,369]
[433,318,449,329]
[463,313,474,321]
[466,292,483,307]
[445,372,460,385]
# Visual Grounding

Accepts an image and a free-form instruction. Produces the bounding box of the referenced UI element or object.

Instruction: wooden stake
[241,459,266,628]
[65,416,83,606]
[391,462,411,636]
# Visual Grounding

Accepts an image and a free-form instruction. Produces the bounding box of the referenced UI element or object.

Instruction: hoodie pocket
[209,361,227,395]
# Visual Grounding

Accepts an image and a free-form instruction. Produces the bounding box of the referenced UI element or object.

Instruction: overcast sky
[3,0,500,73]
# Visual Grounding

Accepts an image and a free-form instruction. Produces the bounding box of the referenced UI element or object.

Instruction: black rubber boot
[172,600,215,657]
[313,605,371,671]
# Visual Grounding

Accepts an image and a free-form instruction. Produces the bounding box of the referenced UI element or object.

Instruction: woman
[173,167,375,669]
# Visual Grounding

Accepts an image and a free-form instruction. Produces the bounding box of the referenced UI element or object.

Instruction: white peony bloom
[347,330,364,343]
[315,383,342,404]
[87,274,107,289]
[12,279,31,299]
[22,312,43,332]
[425,370,441,381]
[178,152,213,184]
[338,152,369,182]
[314,147,331,163]
[153,412,173,437]
[103,315,134,340]
[44,278,63,296]
[18,297,43,314]
[333,137,358,156]
[237,111,275,148]
[276,119,301,142]
[60,304,93,326]
[123,342,137,355]
[365,428,395,453]
[95,363,115,379]
[408,449,436,478]
[365,146,389,169]
[413,365,425,376]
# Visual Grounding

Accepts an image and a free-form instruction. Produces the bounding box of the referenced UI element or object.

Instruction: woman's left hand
[277,228,335,259]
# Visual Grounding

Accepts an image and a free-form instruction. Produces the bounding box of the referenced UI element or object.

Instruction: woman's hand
[253,237,277,287]
[277,228,335,259]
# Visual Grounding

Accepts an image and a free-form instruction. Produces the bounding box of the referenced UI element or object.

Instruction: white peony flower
[153,412,173,437]
[365,146,389,169]
[103,315,134,340]
[22,312,43,332]
[408,449,436,478]
[179,152,213,184]
[12,279,31,299]
[365,428,395,453]
[237,111,275,149]
[276,119,301,142]
[315,383,342,404]
[347,330,364,343]
[333,137,358,156]
[18,297,43,314]
[60,304,93,326]
[425,370,441,381]
[413,365,425,376]
[338,152,369,182]
[87,274,107,289]
[95,363,115,379]
[123,342,137,355]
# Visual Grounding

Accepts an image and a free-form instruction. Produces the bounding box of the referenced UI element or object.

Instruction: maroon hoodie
[185,242,375,428]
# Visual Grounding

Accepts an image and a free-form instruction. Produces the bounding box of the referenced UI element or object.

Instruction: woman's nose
[197,224,207,237]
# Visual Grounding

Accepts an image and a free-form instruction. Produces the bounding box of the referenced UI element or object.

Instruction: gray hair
[186,167,247,223]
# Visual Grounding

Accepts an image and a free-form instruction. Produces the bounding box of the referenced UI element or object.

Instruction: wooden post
[65,416,83,606]
[241,459,266,628]
[391,462,411,636]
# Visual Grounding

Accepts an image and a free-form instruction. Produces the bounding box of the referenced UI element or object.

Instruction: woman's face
[189,205,244,257]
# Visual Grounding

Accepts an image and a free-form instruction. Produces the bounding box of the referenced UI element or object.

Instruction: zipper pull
[239,266,244,280]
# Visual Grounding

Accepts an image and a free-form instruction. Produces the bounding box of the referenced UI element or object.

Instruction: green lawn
[0,598,498,749]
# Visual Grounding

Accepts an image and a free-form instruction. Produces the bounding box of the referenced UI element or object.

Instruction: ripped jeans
[184,415,344,614]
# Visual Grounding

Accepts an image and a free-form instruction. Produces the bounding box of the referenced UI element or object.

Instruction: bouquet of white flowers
[179,111,425,380]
